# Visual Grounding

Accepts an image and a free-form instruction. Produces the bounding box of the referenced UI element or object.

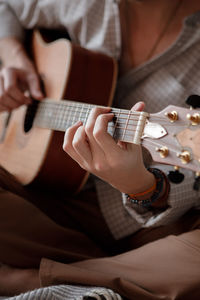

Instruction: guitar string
[22,101,200,167]
[39,98,198,114]
[34,113,200,166]
[27,103,200,163]
[27,104,193,126]
[35,116,190,150]
[36,114,199,161]
[40,101,187,120]
[26,98,198,118]
[27,98,198,122]
[34,111,191,129]
[23,101,198,133]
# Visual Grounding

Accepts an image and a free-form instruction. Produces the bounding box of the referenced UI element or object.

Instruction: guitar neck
[33,98,149,144]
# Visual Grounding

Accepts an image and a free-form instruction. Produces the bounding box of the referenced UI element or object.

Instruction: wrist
[123,168,155,195]
[125,168,170,208]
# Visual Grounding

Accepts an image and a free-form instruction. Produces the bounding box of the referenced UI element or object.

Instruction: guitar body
[0,31,117,193]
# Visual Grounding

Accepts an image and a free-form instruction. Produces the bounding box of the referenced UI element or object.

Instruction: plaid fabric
[95,11,200,239]
[0,285,122,300]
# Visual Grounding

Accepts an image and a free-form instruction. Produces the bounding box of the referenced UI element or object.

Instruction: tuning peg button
[167,170,184,183]
[185,95,200,109]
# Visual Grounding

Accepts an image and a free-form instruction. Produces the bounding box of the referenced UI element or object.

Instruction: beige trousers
[0,167,200,299]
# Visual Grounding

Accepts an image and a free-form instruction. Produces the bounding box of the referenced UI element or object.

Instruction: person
[0,0,200,299]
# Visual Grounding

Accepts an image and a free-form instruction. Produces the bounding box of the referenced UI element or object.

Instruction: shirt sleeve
[0,0,121,58]
[123,164,200,228]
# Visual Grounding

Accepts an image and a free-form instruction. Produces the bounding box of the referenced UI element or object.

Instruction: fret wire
[56,102,61,129]
[72,103,77,125]
[35,108,144,133]
[36,119,142,142]
[79,104,84,124]
[122,109,130,140]
[60,104,66,129]
[113,109,120,140]
[59,102,65,129]
[44,102,137,116]
[53,101,58,129]
[34,104,142,123]
[38,100,135,116]
[85,104,91,125]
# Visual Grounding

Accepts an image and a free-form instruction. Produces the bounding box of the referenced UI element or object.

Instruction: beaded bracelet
[127,180,157,199]
[125,168,168,208]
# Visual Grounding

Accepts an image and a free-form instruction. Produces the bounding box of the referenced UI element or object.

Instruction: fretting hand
[63,102,155,194]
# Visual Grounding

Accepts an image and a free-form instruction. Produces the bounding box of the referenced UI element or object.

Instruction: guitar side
[0,31,118,193]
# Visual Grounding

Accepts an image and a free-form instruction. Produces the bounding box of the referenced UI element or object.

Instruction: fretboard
[32,99,149,144]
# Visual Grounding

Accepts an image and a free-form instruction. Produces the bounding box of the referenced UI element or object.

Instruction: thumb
[26,72,44,100]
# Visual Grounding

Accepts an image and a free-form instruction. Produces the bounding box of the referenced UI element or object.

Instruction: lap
[41,228,200,299]
[0,166,200,298]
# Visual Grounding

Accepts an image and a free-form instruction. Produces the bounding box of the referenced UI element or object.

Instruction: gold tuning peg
[156,146,169,158]
[165,111,178,122]
[177,150,191,164]
[186,113,200,125]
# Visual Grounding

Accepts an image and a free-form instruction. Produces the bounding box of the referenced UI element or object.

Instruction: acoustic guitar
[0,31,200,193]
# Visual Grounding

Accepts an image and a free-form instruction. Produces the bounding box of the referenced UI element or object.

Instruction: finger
[93,112,121,156]
[85,107,111,140]
[0,105,7,112]
[63,121,85,164]
[26,72,43,100]
[0,94,23,110]
[3,68,32,105]
[0,75,4,99]
[0,76,20,110]
[0,77,6,111]
[128,101,145,152]
[85,107,111,159]
[72,125,92,164]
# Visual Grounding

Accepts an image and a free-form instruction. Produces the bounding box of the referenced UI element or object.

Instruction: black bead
[193,176,200,191]
[167,170,184,184]
[185,95,200,108]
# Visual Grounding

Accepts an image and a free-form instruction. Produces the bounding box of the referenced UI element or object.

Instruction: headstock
[142,105,200,173]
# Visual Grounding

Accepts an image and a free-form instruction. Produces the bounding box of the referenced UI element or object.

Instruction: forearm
[0,37,27,68]
[0,1,24,41]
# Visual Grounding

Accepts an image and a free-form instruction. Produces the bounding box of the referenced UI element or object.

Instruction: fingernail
[133,102,141,110]
[34,91,43,98]
[74,121,82,126]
